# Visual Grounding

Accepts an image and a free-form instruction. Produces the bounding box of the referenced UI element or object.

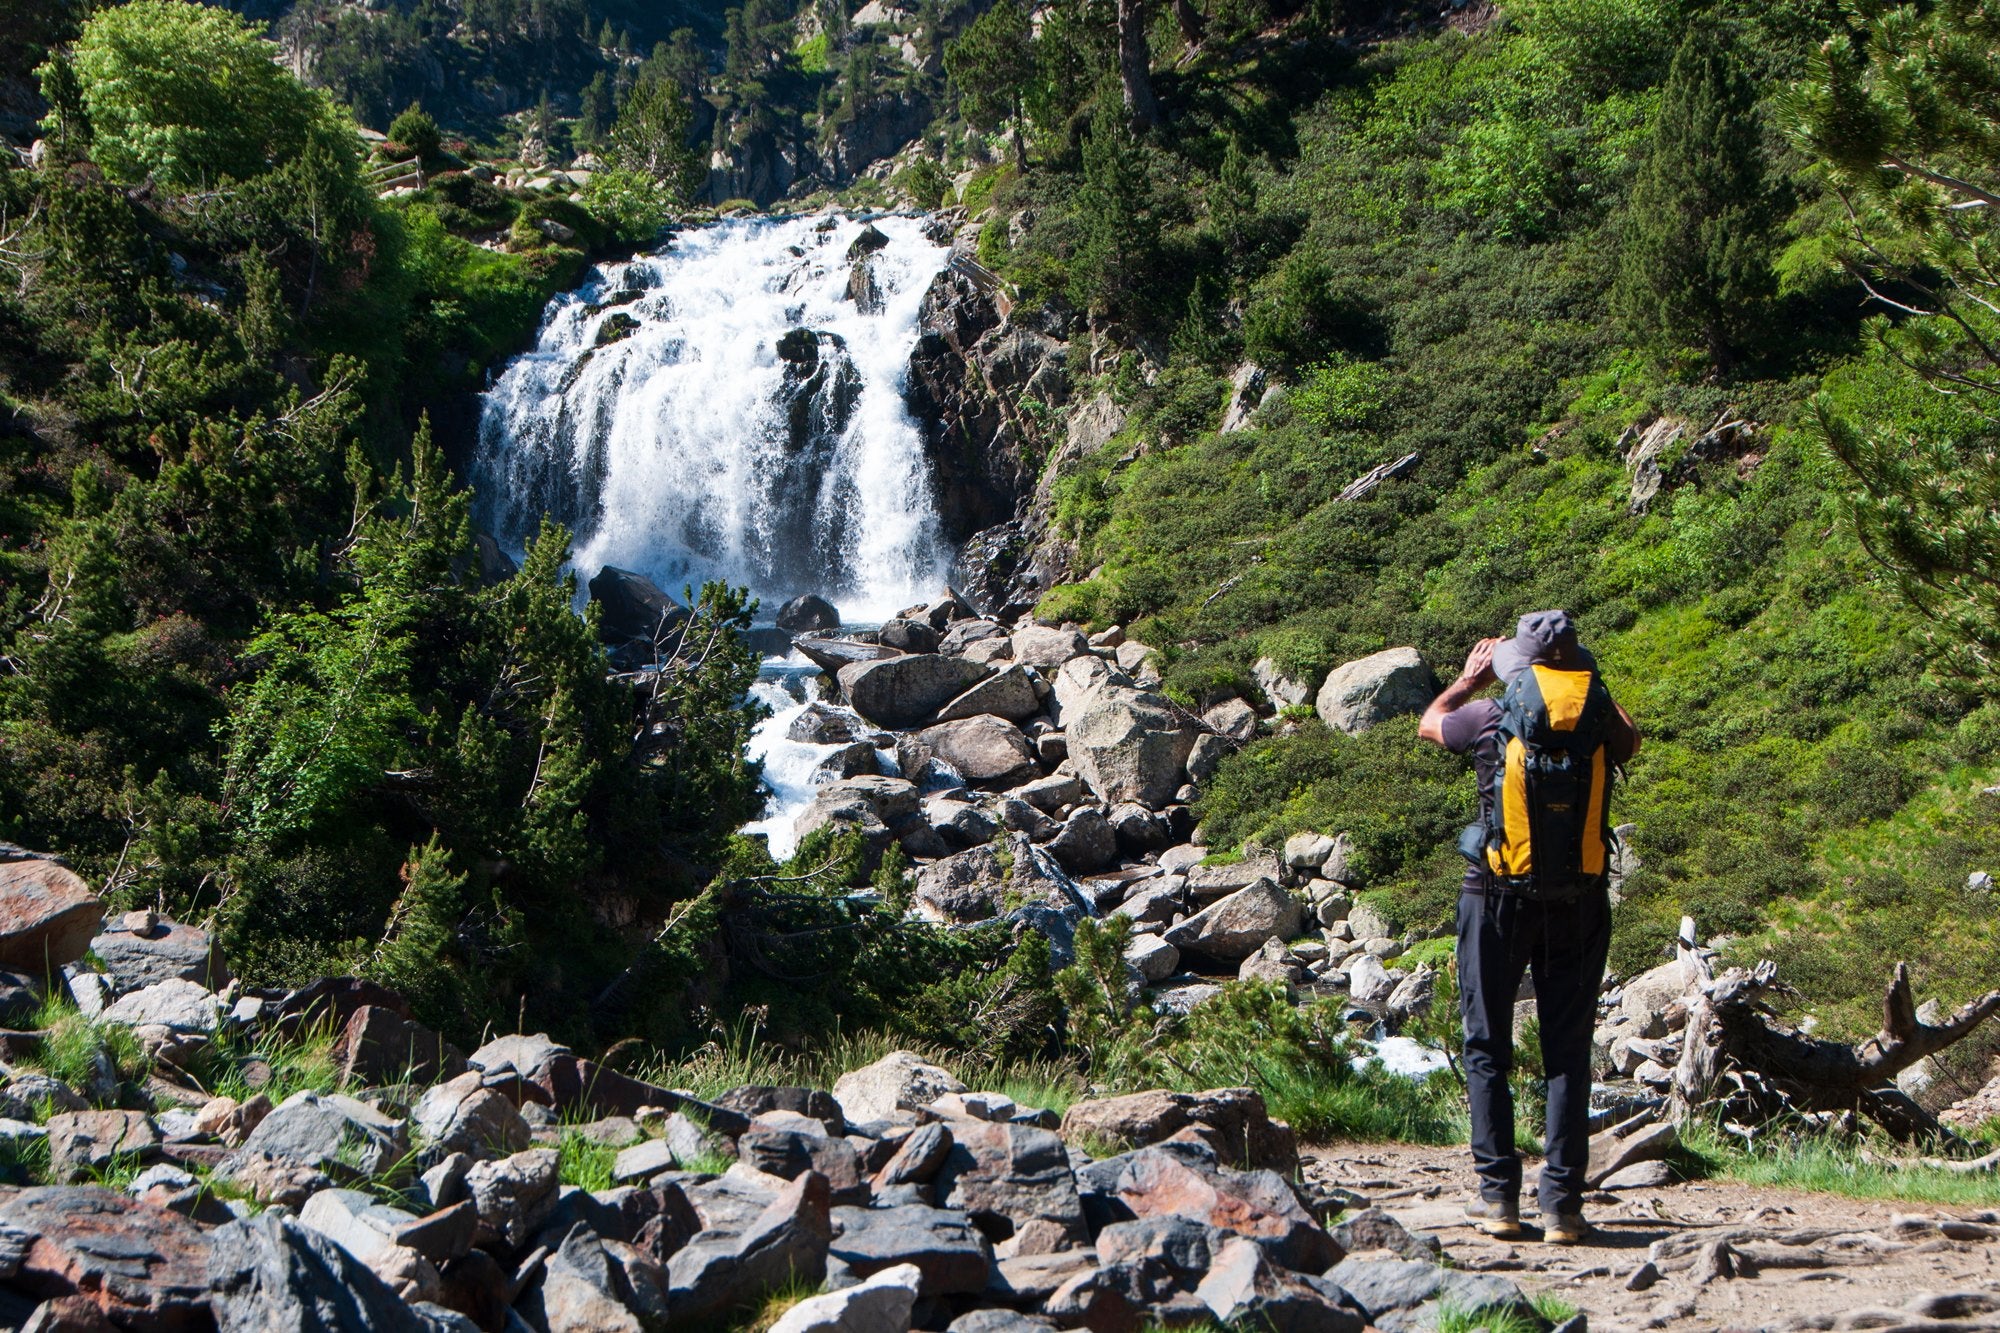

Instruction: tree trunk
[1172,0,1206,53]
[1668,959,2000,1143]
[1116,0,1161,130]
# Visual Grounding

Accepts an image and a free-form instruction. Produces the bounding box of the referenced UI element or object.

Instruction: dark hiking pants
[1456,886,1612,1215]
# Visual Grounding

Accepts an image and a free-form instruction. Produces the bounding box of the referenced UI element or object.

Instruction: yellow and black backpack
[1462,664,1615,899]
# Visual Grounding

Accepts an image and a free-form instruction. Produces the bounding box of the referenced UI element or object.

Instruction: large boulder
[1107,1148,1339,1273]
[0,1187,212,1331]
[1011,625,1091,670]
[915,716,1040,787]
[0,856,104,972]
[795,635,901,676]
[828,1206,993,1296]
[232,1090,411,1179]
[913,846,1007,924]
[89,917,227,992]
[1313,648,1437,735]
[1067,691,1198,810]
[1197,1236,1365,1333]
[833,1052,967,1124]
[777,595,841,633]
[839,655,991,729]
[667,1172,833,1324]
[1163,880,1304,961]
[1047,807,1118,874]
[1059,1089,1297,1174]
[332,1006,465,1088]
[588,566,688,645]
[208,1208,442,1333]
[936,665,1044,724]
[931,1119,1086,1250]
[413,1072,531,1160]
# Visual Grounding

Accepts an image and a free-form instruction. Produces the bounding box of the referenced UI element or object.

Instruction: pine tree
[1612,20,1774,371]
[944,0,1035,167]
[1071,87,1158,318]
[1792,0,2000,671]
[609,75,703,201]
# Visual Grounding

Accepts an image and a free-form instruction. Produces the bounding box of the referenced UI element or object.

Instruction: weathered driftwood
[1668,958,2000,1143]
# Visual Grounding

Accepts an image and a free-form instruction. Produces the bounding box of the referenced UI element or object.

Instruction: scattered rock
[839,655,992,729]
[667,1171,833,1324]
[1163,880,1304,961]
[208,1208,441,1333]
[333,1007,466,1089]
[465,1148,561,1249]
[829,1205,993,1296]
[1048,807,1118,874]
[1108,1147,1336,1271]
[1196,1236,1363,1333]
[1253,659,1313,711]
[932,1119,1086,1249]
[1313,649,1437,736]
[771,1261,922,1333]
[777,595,841,633]
[413,1072,531,1161]
[46,1111,161,1183]
[834,1052,969,1125]
[1124,933,1180,983]
[88,919,227,992]
[0,858,104,972]
[916,716,1040,787]
[233,1090,410,1180]
[1060,1089,1297,1173]
[0,1187,211,1330]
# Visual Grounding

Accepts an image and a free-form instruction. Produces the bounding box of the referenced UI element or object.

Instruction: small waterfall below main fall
[473,213,952,620]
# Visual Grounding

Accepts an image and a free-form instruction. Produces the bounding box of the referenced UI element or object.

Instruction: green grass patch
[557,1130,618,1192]
[1680,1122,2000,1206]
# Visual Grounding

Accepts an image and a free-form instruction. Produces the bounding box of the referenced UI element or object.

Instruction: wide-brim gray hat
[1493,608,1596,683]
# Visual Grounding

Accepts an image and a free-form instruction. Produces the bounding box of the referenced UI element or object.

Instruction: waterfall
[473,213,952,621]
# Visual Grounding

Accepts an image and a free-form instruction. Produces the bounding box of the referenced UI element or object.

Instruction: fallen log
[1667,959,2000,1143]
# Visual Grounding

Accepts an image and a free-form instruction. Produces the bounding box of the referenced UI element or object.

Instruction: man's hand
[1419,636,1505,747]
[1458,637,1502,688]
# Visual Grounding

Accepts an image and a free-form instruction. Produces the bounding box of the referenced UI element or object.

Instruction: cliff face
[903,222,1109,617]
[704,90,934,206]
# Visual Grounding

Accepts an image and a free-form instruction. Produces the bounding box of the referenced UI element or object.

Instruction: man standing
[1418,610,1640,1244]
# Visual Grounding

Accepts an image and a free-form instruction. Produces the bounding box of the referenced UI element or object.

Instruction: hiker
[1418,610,1640,1244]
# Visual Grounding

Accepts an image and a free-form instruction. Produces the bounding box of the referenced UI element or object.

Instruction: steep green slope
[978,3,1997,1034]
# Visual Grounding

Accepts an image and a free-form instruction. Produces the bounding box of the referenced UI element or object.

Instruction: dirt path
[1302,1142,2000,1332]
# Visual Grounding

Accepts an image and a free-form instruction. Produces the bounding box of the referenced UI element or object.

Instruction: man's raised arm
[1418,637,1503,747]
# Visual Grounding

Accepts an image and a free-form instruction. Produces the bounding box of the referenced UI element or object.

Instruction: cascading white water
[475,213,955,855]
[473,213,951,620]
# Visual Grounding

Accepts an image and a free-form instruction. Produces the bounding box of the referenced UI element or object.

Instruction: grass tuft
[1679,1121,2000,1206]
[558,1130,619,1191]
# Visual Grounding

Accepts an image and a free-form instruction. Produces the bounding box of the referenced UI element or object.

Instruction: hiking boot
[1464,1195,1524,1238]
[1541,1209,1591,1245]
